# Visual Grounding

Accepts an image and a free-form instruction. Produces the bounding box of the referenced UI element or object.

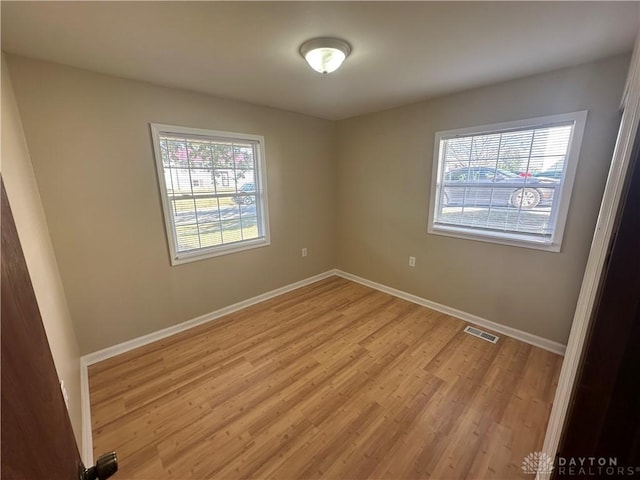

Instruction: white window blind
[151,124,270,265]
[428,111,587,251]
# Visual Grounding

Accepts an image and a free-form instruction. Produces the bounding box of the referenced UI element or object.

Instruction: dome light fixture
[299,37,351,74]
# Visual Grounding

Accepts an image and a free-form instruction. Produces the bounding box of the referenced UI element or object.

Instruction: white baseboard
[79,269,338,466]
[79,267,565,465]
[334,270,566,356]
[81,269,338,367]
[81,268,565,366]
[80,356,93,466]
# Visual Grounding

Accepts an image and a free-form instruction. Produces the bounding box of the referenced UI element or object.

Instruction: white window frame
[428,111,588,252]
[150,124,270,265]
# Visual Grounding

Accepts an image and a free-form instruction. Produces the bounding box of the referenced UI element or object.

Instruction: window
[428,111,587,251]
[150,124,270,265]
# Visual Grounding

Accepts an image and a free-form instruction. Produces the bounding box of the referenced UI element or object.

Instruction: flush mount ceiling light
[299,37,351,74]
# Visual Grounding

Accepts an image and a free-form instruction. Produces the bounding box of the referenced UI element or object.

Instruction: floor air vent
[464,325,499,344]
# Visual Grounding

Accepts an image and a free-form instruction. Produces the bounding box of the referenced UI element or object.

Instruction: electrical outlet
[302,247,308,257]
[408,256,416,267]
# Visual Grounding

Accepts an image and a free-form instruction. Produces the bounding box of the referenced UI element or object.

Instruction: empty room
[2,2,640,479]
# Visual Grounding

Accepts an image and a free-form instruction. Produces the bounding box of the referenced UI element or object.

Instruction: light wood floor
[89,276,562,479]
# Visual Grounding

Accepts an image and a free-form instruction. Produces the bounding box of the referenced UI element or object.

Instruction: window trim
[150,123,270,265]
[427,111,588,252]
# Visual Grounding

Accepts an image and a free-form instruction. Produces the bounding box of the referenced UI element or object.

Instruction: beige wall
[1,55,83,446]
[6,52,629,355]
[5,55,337,354]
[336,54,630,344]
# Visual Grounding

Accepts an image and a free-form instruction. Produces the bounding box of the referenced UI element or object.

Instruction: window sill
[170,237,271,266]
[428,224,561,252]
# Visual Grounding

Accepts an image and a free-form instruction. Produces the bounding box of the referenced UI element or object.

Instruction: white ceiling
[2,2,638,120]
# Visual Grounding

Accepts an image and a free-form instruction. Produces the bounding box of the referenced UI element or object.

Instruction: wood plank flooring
[89,276,562,479]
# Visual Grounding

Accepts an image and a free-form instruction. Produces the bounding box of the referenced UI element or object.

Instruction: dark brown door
[554,130,640,475]
[1,179,84,480]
